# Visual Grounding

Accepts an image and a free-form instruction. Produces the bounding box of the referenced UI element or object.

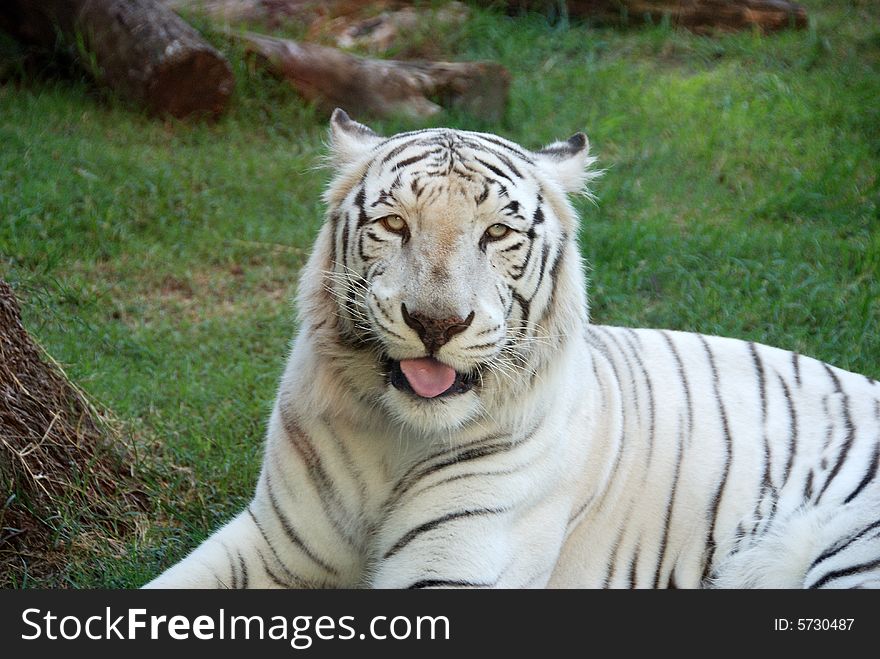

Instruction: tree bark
[233,31,509,121]
[0,0,234,118]
[511,0,808,32]
[167,1,807,34]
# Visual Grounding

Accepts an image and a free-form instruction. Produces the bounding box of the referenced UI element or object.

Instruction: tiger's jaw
[387,358,477,399]
[380,357,484,434]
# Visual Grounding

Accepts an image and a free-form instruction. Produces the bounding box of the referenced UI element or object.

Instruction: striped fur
[146,111,880,589]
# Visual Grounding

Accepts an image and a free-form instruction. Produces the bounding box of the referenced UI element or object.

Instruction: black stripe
[390,434,505,498]
[465,134,535,164]
[475,156,514,182]
[407,579,493,589]
[567,496,593,526]
[409,177,423,199]
[531,242,551,296]
[792,352,802,387]
[328,211,341,269]
[602,525,627,588]
[380,136,425,164]
[697,335,733,583]
[803,470,814,499]
[748,342,767,421]
[502,200,521,216]
[595,327,643,423]
[354,186,369,228]
[777,374,798,486]
[392,148,441,171]
[279,411,363,550]
[256,549,293,588]
[809,518,880,572]
[238,552,249,589]
[536,240,567,328]
[224,544,238,589]
[583,328,628,495]
[511,290,531,323]
[368,305,408,341]
[816,366,857,504]
[660,331,694,441]
[323,421,370,511]
[450,163,476,181]
[370,188,394,208]
[383,508,505,560]
[623,329,656,468]
[461,138,528,176]
[808,557,880,589]
[463,341,501,352]
[264,473,340,576]
[475,182,490,205]
[357,228,371,263]
[509,230,535,281]
[843,441,879,504]
[821,396,834,451]
[387,423,541,509]
[372,297,404,331]
[747,344,773,536]
[653,430,684,588]
[409,467,522,502]
[824,362,843,393]
[494,151,524,179]
[389,440,522,510]
[500,240,526,254]
[340,213,350,272]
[532,204,545,226]
[627,545,640,589]
[248,507,305,588]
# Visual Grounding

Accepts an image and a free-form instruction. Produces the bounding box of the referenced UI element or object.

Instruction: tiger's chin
[382,387,483,436]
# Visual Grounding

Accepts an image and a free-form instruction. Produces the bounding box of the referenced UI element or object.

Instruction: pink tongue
[399,358,457,398]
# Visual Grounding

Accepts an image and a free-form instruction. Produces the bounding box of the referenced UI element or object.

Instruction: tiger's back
[550,326,880,588]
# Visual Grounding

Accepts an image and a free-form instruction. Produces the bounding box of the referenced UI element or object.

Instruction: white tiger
[146,110,880,589]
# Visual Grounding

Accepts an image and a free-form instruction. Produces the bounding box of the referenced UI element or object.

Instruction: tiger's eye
[380,215,407,233]
[485,223,511,240]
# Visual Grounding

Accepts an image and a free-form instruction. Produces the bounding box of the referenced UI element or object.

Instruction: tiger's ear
[329,108,383,165]
[534,133,599,195]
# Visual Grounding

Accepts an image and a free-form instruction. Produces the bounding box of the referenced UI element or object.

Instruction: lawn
[0,0,878,587]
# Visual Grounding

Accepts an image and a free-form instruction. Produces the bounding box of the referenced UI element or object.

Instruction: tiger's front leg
[143,504,313,589]
[369,465,575,589]
[144,407,369,588]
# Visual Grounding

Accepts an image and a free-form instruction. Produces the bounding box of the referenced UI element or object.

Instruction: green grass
[1,1,878,587]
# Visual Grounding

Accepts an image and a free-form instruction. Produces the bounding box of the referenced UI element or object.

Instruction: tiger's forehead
[359,128,543,219]
[369,128,536,178]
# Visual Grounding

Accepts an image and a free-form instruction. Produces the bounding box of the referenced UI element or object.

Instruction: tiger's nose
[401,304,475,355]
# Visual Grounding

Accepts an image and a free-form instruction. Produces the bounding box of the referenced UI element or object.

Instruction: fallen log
[0,0,234,118]
[510,0,808,33]
[169,1,807,35]
[233,31,509,121]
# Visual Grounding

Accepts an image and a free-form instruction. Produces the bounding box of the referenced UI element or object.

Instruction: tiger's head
[298,110,597,435]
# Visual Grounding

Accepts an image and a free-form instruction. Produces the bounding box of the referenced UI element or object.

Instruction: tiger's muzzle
[400,304,475,355]
[386,357,478,399]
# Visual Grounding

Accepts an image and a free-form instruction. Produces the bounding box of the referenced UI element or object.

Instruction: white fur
[146,117,880,589]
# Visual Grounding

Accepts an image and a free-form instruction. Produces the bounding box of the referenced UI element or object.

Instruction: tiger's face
[312,110,596,434]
